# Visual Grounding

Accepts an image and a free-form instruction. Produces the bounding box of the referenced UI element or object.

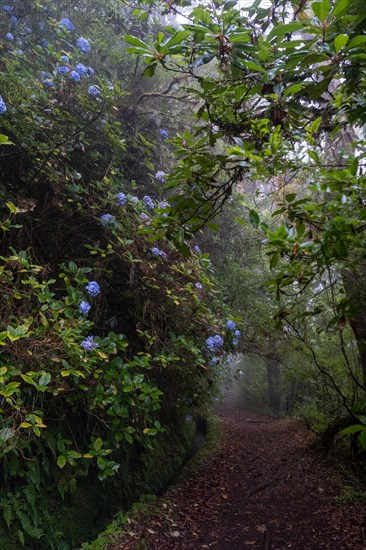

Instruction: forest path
[109,409,366,549]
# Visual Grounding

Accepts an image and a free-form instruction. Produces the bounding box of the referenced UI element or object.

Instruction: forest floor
[106,401,366,549]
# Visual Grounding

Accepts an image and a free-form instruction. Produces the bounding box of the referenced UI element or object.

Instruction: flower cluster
[155,171,167,182]
[226,320,236,331]
[77,36,91,54]
[143,195,155,210]
[59,18,75,32]
[151,247,167,260]
[0,95,7,113]
[205,334,224,352]
[159,128,169,140]
[100,213,116,227]
[79,301,91,315]
[81,335,99,352]
[195,282,202,290]
[117,192,127,206]
[86,281,100,297]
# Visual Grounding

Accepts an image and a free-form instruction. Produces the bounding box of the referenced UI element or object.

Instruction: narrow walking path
[108,411,366,549]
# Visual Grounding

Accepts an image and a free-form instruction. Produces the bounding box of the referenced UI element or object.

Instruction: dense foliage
[0,1,241,547]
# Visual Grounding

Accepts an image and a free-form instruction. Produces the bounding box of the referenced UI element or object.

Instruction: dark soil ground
[106,406,366,549]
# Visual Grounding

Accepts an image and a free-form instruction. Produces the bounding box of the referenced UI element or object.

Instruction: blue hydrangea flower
[194,245,201,253]
[79,301,91,315]
[87,85,100,97]
[210,357,219,365]
[117,192,127,206]
[155,171,166,182]
[151,247,160,256]
[159,128,169,139]
[226,320,236,330]
[75,62,87,76]
[234,329,241,338]
[2,5,13,13]
[87,66,95,76]
[61,55,69,62]
[6,32,14,41]
[140,213,150,221]
[69,70,81,82]
[39,21,45,31]
[100,213,116,226]
[77,37,90,54]
[195,282,203,290]
[59,18,75,32]
[158,200,170,209]
[10,15,17,25]
[57,65,69,75]
[41,39,49,49]
[0,95,7,113]
[81,335,99,351]
[129,196,139,203]
[143,195,155,210]
[232,339,239,346]
[86,281,100,297]
[25,27,32,35]
[43,79,54,88]
[206,335,224,352]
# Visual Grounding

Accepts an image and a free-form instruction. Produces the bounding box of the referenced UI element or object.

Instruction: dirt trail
[108,406,366,549]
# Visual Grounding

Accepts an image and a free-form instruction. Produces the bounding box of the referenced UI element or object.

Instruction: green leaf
[341,424,366,435]
[249,209,260,228]
[334,33,349,53]
[20,374,38,389]
[164,30,190,48]
[285,193,297,203]
[57,456,67,469]
[39,372,51,387]
[94,437,103,451]
[124,35,151,52]
[268,22,304,40]
[311,0,331,21]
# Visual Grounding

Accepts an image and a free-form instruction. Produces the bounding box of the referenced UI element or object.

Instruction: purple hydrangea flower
[57,65,69,75]
[151,247,160,256]
[158,200,170,209]
[86,281,100,297]
[77,37,90,54]
[226,320,236,331]
[79,301,91,315]
[140,213,150,221]
[88,85,100,97]
[117,192,127,206]
[75,62,87,76]
[155,171,166,182]
[234,329,241,338]
[129,196,139,203]
[159,128,169,139]
[69,70,81,82]
[159,250,167,260]
[232,339,239,346]
[81,335,99,351]
[195,282,203,290]
[59,18,75,32]
[143,195,155,210]
[6,32,14,41]
[194,245,201,254]
[100,213,116,226]
[0,95,7,113]
[205,335,224,352]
